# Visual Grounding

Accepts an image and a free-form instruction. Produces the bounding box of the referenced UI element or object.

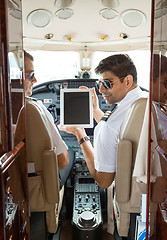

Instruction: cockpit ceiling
[21,0,152,51]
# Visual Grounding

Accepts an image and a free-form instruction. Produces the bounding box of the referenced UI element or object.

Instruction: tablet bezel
[60,88,93,128]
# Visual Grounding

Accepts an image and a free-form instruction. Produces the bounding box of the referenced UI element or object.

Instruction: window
[29,49,150,90]
[8,51,23,80]
[29,50,79,85]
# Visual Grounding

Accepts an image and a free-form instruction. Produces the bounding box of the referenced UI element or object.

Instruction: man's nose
[32,76,37,83]
[99,82,107,94]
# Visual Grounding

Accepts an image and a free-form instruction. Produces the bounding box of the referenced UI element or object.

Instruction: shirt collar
[117,86,142,106]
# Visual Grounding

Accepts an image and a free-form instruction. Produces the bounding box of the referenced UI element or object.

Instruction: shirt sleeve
[37,100,68,155]
[50,125,68,155]
[94,122,118,173]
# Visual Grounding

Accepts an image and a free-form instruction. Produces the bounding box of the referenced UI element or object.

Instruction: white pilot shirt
[94,86,148,173]
[36,100,68,155]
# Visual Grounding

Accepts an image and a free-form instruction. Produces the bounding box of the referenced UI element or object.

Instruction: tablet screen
[60,89,93,128]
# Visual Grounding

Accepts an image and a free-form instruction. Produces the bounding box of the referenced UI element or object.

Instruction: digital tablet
[60,88,93,128]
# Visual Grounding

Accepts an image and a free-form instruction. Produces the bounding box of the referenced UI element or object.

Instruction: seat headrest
[26,100,52,171]
[119,98,147,165]
[120,98,147,142]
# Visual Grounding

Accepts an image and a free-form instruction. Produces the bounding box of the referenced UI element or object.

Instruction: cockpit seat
[25,98,64,234]
[113,98,148,237]
[112,97,166,238]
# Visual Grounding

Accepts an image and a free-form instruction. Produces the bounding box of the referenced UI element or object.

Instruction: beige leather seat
[113,98,166,237]
[113,98,148,237]
[15,98,64,234]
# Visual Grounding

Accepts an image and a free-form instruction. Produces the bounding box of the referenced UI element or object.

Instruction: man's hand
[79,86,99,110]
[58,125,86,140]
[79,86,104,123]
[91,87,100,111]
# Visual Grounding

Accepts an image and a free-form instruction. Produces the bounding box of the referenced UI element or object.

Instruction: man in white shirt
[60,54,148,189]
[94,86,148,174]
[24,51,73,188]
[59,54,148,240]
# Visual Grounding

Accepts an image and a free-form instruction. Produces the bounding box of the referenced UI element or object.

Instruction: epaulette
[100,104,117,121]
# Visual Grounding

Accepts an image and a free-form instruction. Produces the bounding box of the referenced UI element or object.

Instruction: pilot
[59,54,148,240]
[24,50,73,188]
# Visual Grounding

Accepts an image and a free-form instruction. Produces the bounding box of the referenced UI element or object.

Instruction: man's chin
[106,99,113,105]
[25,91,32,97]
[29,89,33,95]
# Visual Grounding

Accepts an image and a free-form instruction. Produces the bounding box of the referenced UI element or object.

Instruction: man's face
[24,57,37,97]
[98,71,129,104]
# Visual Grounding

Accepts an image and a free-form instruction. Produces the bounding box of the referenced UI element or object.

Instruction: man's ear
[124,75,134,89]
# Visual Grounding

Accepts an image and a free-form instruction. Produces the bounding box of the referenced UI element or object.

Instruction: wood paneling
[148,0,167,239]
[0,0,30,239]
[0,142,30,240]
[0,0,13,156]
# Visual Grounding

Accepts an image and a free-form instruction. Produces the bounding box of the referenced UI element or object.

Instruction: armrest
[42,148,59,204]
[116,140,132,203]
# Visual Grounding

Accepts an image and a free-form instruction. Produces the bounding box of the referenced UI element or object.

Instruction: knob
[85,197,89,202]
[78,211,96,227]
[92,204,96,209]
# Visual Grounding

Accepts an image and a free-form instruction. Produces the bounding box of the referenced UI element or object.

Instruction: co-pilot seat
[113,97,167,238]
[25,98,64,236]
[113,98,148,238]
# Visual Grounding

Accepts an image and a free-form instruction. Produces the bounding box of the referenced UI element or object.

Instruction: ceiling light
[55,8,74,20]
[99,35,108,41]
[120,9,146,28]
[99,0,119,8]
[100,8,118,20]
[27,9,53,28]
[54,0,76,8]
[45,33,54,39]
[65,35,74,41]
[119,33,128,39]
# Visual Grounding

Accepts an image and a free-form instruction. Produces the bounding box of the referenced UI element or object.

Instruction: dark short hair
[95,54,137,84]
[153,54,167,81]
[24,50,34,61]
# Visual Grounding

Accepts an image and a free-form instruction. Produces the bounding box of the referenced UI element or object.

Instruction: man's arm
[77,135,115,189]
[59,125,114,189]
[57,151,69,170]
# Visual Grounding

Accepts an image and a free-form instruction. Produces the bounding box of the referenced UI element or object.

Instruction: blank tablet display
[60,89,93,128]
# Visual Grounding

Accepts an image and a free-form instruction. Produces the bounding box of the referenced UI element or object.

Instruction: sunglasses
[95,76,126,91]
[25,71,35,81]
[95,79,113,90]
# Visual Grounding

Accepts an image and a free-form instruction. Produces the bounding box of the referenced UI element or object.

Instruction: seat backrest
[113,98,166,237]
[26,99,63,233]
[114,98,148,237]
[25,99,60,206]
[14,98,63,233]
